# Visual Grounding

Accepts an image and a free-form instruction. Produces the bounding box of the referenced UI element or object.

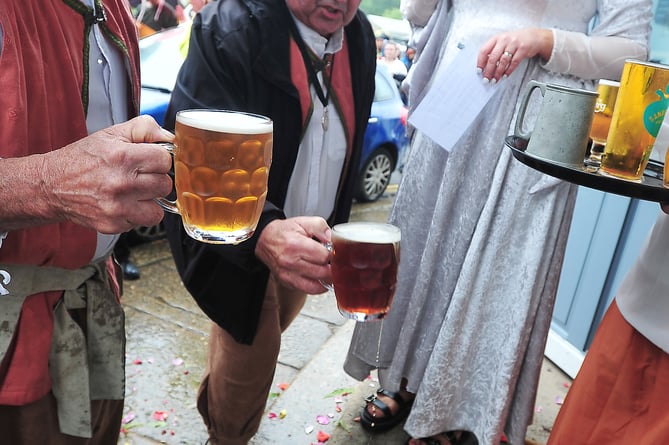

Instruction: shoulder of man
[198,0,290,32]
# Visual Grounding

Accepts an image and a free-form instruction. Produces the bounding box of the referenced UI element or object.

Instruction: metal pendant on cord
[287,17,336,131]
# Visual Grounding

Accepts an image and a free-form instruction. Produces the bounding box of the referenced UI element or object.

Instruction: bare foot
[365,386,415,419]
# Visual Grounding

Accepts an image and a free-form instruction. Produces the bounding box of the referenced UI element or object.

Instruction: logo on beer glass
[643,87,669,137]
[601,60,669,182]
[157,109,273,244]
[323,222,401,322]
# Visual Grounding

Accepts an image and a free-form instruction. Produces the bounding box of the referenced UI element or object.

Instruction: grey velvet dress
[344,1,653,444]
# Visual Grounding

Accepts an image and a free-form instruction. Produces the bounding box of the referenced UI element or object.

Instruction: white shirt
[283,18,348,219]
[617,211,669,353]
[85,0,130,260]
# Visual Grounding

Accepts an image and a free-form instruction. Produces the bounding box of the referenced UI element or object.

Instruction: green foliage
[360,0,402,18]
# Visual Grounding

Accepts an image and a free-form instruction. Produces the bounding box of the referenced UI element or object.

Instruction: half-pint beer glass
[325,222,401,321]
[585,79,620,171]
[600,60,669,181]
[157,109,273,244]
[590,79,620,146]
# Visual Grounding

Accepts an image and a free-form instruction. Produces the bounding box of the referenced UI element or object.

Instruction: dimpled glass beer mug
[584,79,620,171]
[157,109,273,244]
[600,60,669,181]
[323,222,401,322]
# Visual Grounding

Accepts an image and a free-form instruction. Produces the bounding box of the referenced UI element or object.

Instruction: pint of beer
[157,109,273,244]
[326,222,401,321]
[600,61,669,181]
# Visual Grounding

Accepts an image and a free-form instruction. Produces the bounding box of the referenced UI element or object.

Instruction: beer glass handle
[319,241,334,291]
[514,80,545,141]
[154,142,180,215]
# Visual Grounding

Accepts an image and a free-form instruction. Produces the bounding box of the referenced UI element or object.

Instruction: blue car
[139,25,408,212]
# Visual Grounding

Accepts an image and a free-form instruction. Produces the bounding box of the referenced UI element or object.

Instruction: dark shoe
[360,388,414,433]
[407,432,469,445]
[121,260,140,280]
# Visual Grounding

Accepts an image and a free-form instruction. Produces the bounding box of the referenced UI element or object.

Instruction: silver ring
[503,50,514,58]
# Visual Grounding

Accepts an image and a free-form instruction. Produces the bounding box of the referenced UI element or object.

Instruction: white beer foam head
[598,79,620,87]
[333,222,401,244]
[177,109,273,134]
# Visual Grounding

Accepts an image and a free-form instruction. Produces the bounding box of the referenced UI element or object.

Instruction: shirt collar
[290,14,344,59]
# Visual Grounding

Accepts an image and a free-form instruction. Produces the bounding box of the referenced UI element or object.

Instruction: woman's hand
[476,28,554,83]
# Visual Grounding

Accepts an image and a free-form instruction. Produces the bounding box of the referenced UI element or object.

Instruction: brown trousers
[198,275,307,445]
[0,391,123,444]
[548,301,669,444]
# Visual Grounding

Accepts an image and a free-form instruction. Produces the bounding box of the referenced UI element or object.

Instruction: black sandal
[406,432,463,445]
[359,388,414,432]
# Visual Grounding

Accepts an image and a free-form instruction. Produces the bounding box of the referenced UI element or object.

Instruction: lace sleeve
[542,0,653,80]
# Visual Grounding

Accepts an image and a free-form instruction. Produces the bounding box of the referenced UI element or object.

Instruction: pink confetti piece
[122,412,136,424]
[268,412,278,420]
[277,382,290,391]
[316,415,330,425]
[152,411,169,421]
[535,406,543,413]
[563,382,571,388]
[316,431,330,442]
[172,358,184,366]
[132,359,142,365]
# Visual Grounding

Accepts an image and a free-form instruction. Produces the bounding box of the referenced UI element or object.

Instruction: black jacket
[164,0,376,344]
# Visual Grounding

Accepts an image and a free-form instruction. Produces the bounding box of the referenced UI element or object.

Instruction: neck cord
[62,0,132,116]
[287,18,337,131]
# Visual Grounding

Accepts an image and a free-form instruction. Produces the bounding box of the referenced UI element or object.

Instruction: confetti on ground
[152,411,169,421]
[268,412,278,420]
[122,412,136,424]
[172,358,184,366]
[132,359,142,365]
[277,382,290,391]
[305,425,314,434]
[336,419,351,433]
[279,409,287,419]
[316,415,330,425]
[535,405,543,413]
[316,431,330,442]
[323,387,354,398]
[563,382,571,388]
[555,396,564,405]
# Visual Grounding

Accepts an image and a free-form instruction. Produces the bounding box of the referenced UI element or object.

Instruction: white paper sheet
[409,46,499,152]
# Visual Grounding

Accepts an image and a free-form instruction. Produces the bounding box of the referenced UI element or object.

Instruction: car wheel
[130,222,167,243]
[356,147,395,203]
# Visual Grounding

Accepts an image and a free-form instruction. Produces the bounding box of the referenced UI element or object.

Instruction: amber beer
[600,60,669,181]
[585,79,620,171]
[329,222,401,321]
[162,109,273,244]
[589,79,620,146]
